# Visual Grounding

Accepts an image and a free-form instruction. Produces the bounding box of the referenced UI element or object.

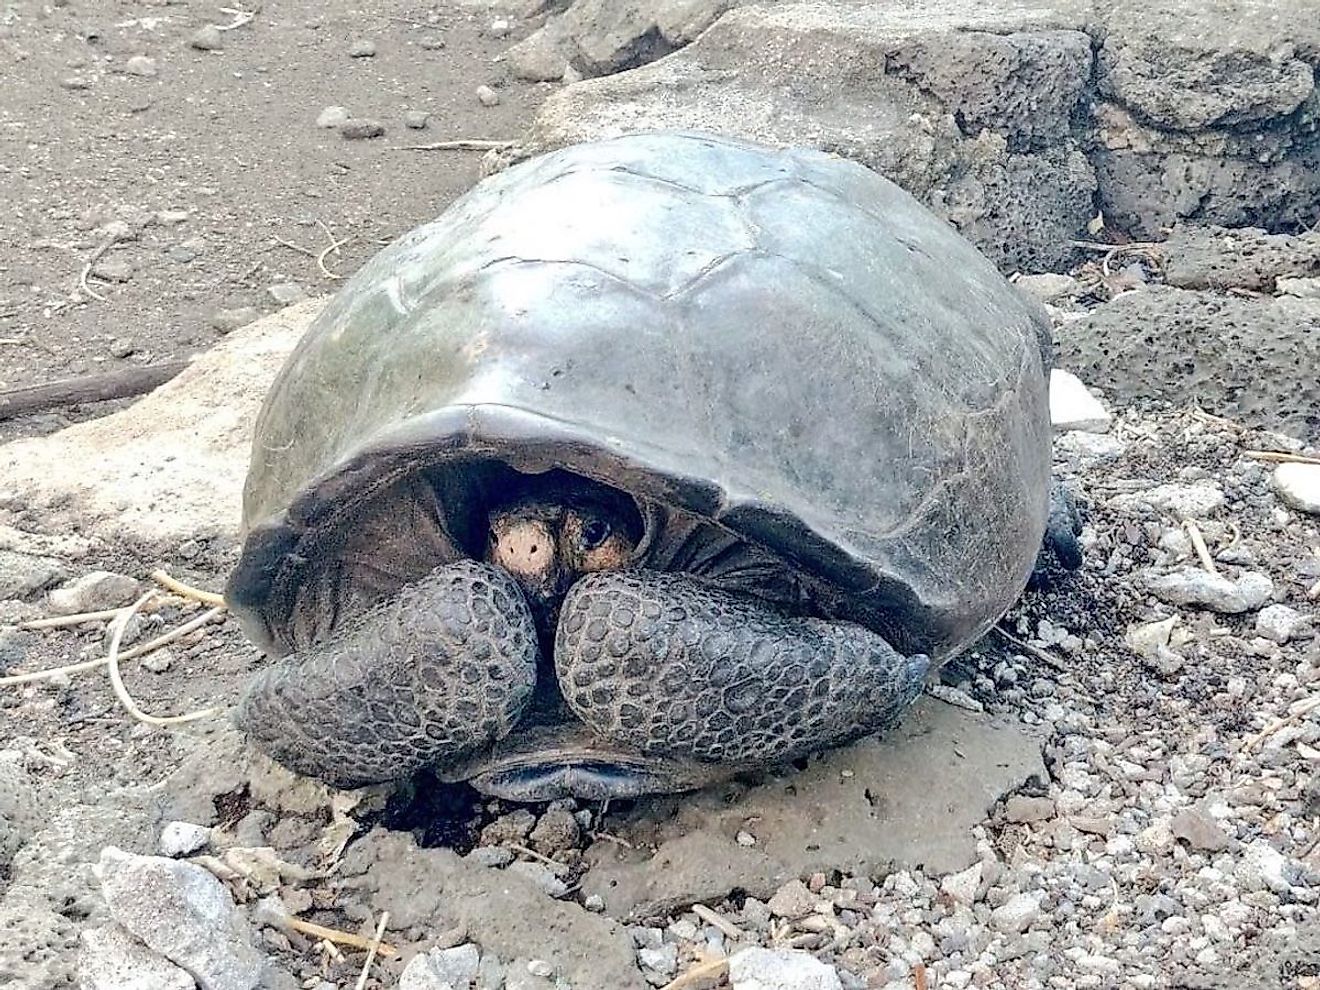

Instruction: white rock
[1015,273,1081,304]
[1049,369,1111,433]
[638,942,678,976]
[939,862,983,906]
[97,846,266,990]
[767,879,817,920]
[399,944,481,990]
[316,105,350,128]
[507,860,568,898]
[79,924,196,990]
[1274,463,1320,514]
[1055,431,1127,470]
[1146,568,1273,614]
[1256,604,1308,644]
[46,570,140,617]
[728,947,843,990]
[1111,482,1225,518]
[1278,276,1320,299]
[990,892,1041,933]
[1236,839,1293,894]
[1124,615,1179,658]
[158,822,211,858]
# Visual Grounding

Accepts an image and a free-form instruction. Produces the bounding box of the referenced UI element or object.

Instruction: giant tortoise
[225,130,1079,801]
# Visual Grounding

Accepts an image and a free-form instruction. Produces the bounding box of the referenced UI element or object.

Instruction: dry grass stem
[657,956,729,990]
[106,593,219,726]
[396,139,516,152]
[1244,450,1320,466]
[691,903,744,940]
[1182,519,1220,576]
[282,917,398,958]
[992,624,1066,670]
[507,842,570,872]
[150,569,227,607]
[353,912,390,990]
[19,607,125,630]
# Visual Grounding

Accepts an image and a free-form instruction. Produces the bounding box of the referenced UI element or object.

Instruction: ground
[0,0,543,443]
[3,2,1320,990]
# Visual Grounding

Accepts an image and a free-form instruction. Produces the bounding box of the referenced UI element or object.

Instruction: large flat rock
[0,301,317,550]
[505,0,1320,267]
[580,698,1046,919]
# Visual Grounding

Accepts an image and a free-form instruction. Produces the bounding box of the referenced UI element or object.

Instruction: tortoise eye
[581,519,611,550]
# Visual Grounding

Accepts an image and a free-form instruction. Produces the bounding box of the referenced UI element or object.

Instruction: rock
[580,699,1043,918]
[1279,276,1320,299]
[1049,369,1111,433]
[529,807,581,856]
[47,571,140,615]
[156,210,190,226]
[125,55,158,77]
[141,650,175,673]
[1237,839,1294,894]
[209,307,260,334]
[766,879,816,920]
[189,26,224,51]
[507,861,569,898]
[465,846,514,869]
[1055,431,1127,471]
[939,862,983,906]
[991,892,1042,934]
[403,110,430,130]
[97,847,266,990]
[728,947,843,990]
[0,549,67,598]
[1256,603,1308,644]
[476,85,501,107]
[61,75,92,90]
[0,759,42,870]
[1111,482,1225,519]
[1004,795,1055,824]
[340,831,646,989]
[1274,463,1320,514]
[637,942,677,977]
[158,822,211,858]
[348,39,376,57]
[482,809,536,847]
[508,27,571,82]
[1015,273,1081,304]
[489,18,512,39]
[1125,615,1179,658]
[92,259,134,283]
[398,943,481,990]
[1170,809,1231,852]
[1146,568,1273,614]
[1057,286,1320,442]
[341,119,385,140]
[266,283,306,306]
[316,106,350,129]
[79,924,196,990]
[1161,225,1320,292]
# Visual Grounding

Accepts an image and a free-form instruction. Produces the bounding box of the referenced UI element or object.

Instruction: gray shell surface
[228,131,1053,660]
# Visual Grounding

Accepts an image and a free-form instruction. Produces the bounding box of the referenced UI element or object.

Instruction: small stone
[267,282,307,305]
[1146,568,1274,614]
[418,36,446,51]
[476,84,500,107]
[1275,463,1320,515]
[728,947,843,990]
[767,879,816,920]
[48,571,140,615]
[526,959,554,978]
[1112,482,1226,519]
[159,822,211,858]
[465,845,514,868]
[167,237,206,263]
[481,809,535,846]
[189,25,224,51]
[403,110,430,130]
[141,650,174,673]
[1004,795,1055,824]
[1279,276,1320,299]
[97,846,265,990]
[1049,369,1110,433]
[316,105,350,128]
[125,55,158,77]
[1237,839,1293,893]
[583,894,605,912]
[1171,808,1231,852]
[61,75,92,90]
[1256,603,1308,644]
[940,862,983,906]
[209,307,260,334]
[399,944,480,990]
[340,119,385,140]
[348,39,376,57]
[1125,615,1179,658]
[156,210,190,226]
[92,258,135,283]
[529,807,580,856]
[0,549,68,599]
[638,943,678,977]
[507,861,567,898]
[991,893,1041,934]
[79,924,195,990]
[489,18,512,38]
[736,830,757,847]
[1015,273,1081,304]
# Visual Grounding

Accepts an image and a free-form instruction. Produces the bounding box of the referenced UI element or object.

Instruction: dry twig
[691,903,744,941]
[507,843,570,872]
[657,956,729,990]
[314,219,351,280]
[1244,450,1320,466]
[1247,695,1320,751]
[106,593,220,726]
[1183,519,1220,577]
[280,917,398,958]
[77,232,123,302]
[396,139,516,152]
[19,607,125,630]
[992,624,1066,671]
[215,6,257,31]
[150,569,227,607]
[353,912,390,990]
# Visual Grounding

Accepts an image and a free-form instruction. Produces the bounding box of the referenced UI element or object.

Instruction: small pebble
[340,119,385,140]
[209,306,260,334]
[124,55,158,77]
[403,110,430,130]
[92,259,134,283]
[348,39,376,58]
[60,76,92,90]
[189,25,224,51]
[489,18,512,38]
[526,960,554,978]
[267,282,307,305]
[476,84,500,107]
[735,831,757,847]
[158,821,211,858]
[316,105,350,128]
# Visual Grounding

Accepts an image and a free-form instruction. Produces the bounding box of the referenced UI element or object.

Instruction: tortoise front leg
[236,560,538,789]
[554,571,929,766]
